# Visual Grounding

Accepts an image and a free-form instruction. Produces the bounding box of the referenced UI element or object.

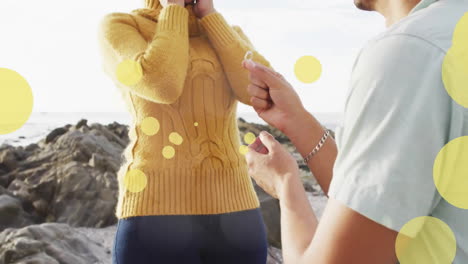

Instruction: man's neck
[376,0,422,27]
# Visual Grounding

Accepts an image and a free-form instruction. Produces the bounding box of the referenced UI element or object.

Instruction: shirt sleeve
[98,5,189,104]
[328,35,451,235]
[199,13,272,106]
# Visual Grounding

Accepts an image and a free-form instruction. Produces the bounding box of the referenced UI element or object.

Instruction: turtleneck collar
[133,0,202,37]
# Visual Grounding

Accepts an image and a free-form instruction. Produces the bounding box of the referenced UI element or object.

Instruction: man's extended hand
[242,60,307,135]
[246,131,300,199]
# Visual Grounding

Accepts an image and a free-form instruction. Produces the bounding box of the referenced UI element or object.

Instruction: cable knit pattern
[99,1,271,218]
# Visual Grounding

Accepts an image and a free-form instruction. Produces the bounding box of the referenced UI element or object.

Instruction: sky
[0,0,384,114]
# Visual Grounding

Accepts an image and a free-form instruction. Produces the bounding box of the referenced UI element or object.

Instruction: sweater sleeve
[199,12,272,106]
[99,5,189,104]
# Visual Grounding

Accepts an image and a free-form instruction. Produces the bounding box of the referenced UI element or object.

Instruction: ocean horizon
[0,112,342,146]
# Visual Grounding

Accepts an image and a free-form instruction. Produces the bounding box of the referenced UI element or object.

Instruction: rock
[5,121,125,228]
[45,127,68,144]
[267,246,284,264]
[237,118,290,144]
[25,143,39,152]
[0,147,18,172]
[89,153,108,171]
[76,119,88,129]
[0,223,110,264]
[254,181,282,249]
[0,190,38,232]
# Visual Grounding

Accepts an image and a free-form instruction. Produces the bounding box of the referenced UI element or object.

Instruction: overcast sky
[0,0,384,114]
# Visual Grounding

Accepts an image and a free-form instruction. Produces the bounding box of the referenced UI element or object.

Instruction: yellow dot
[141,117,160,136]
[294,56,322,84]
[194,122,199,127]
[442,48,468,108]
[162,146,175,159]
[116,59,143,86]
[453,12,468,47]
[0,68,34,135]
[239,145,249,155]
[244,132,256,145]
[123,169,147,193]
[433,136,468,209]
[169,132,183,145]
[395,216,456,264]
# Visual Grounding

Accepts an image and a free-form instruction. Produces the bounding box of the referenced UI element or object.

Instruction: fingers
[250,97,271,113]
[243,60,284,88]
[248,137,269,154]
[258,131,277,153]
[247,84,269,100]
[245,147,260,169]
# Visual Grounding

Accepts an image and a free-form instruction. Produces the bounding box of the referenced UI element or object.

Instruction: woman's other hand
[160,0,186,7]
[242,60,307,135]
[193,0,216,18]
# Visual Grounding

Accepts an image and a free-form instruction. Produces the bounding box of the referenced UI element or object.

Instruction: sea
[0,112,342,147]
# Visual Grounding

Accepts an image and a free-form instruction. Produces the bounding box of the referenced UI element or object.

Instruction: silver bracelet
[303,129,331,163]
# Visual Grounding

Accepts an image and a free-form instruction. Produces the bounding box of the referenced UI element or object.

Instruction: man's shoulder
[375,0,468,52]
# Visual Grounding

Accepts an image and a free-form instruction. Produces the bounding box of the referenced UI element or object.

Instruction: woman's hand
[161,0,186,7]
[246,131,300,199]
[193,0,216,18]
[242,60,307,135]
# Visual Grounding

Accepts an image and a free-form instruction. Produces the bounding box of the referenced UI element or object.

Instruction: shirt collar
[410,0,439,14]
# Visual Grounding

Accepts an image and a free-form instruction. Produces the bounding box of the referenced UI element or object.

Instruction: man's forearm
[282,109,338,195]
[279,172,319,264]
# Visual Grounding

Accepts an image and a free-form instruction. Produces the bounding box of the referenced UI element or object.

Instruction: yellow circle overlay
[141,117,160,136]
[239,145,249,155]
[0,68,34,135]
[123,169,148,193]
[294,56,322,84]
[194,122,199,127]
[162,146,175,159]
[116,59,143,86]
[453,12,468,47]
[244,132,256,145]
[395,216,456,264]
[442,47,468,108]
[169,132,183,145]
[433,136,468,209]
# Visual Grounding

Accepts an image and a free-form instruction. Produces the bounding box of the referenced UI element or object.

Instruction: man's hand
[246,131,300,199]
[193,0,216,18]
[242,60,307,134]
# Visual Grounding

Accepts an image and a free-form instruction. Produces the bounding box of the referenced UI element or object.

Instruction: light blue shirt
[328,0,468,262]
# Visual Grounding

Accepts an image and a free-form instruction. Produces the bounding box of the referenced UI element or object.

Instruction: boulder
[254,181,282,249]
[4,120,126,228]
[0,149,17,172]
[0,223,111,264]
[45,127,68,144]
[0,186,39,232]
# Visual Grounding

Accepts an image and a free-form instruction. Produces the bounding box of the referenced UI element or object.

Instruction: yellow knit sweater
[99,0,271,219]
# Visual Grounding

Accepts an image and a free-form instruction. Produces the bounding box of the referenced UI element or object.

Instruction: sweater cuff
[157,4,189,35]
[200,12,238,49]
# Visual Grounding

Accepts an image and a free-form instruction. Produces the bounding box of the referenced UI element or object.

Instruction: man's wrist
[277,171,301,200]
[277,171,304,201]
[281,107,313,138]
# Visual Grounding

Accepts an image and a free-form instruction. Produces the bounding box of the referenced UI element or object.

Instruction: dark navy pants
[112,208,268,264]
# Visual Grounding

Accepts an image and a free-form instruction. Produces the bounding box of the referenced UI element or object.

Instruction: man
[243,0,468,263]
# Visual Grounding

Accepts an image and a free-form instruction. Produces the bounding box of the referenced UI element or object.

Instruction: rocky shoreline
[0,119,328,264]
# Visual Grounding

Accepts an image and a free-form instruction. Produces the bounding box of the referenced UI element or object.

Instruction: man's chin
[354,0,375,11]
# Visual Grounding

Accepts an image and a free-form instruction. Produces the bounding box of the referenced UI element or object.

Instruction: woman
[99,0,271,263]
